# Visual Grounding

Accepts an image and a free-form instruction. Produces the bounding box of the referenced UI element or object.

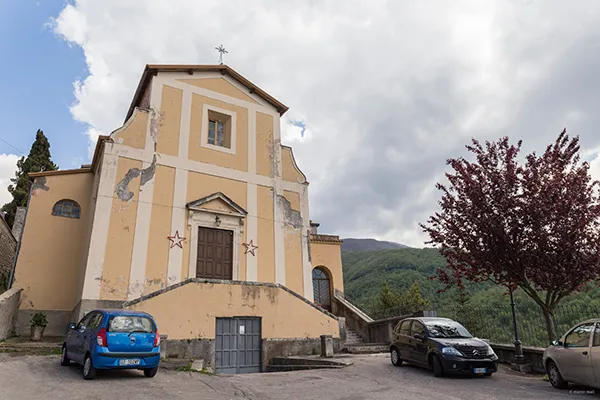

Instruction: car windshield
[107,315,155,333]
[426,320,473,339]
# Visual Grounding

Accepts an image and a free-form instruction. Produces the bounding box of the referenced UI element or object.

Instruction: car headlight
[441,346,463,356]
[485,344,495,356]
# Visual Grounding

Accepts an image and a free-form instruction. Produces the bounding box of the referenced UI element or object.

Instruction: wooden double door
[196,227,233,280]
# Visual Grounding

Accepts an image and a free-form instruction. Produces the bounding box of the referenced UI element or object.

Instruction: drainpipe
[8,181,33,289]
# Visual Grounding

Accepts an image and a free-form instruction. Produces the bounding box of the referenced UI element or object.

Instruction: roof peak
[126,64,288,123]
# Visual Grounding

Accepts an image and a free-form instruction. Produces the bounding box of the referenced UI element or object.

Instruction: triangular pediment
[177,77,261,105]
[186,192,247,216]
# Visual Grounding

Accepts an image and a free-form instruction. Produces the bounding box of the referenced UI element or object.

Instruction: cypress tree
[2,130,58,227]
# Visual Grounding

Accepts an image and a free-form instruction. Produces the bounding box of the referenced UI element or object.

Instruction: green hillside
[342,247,600,346]
[342,247,480,308]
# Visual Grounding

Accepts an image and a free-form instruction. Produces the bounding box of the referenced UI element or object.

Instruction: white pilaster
[127,160,155,300]
[273,116,286,285]
[167,168,188,285]
[166,89,192,285]
[300,185,313,300]
[246,183,258,281]
[81,152,119,300]
[127,77,162,299]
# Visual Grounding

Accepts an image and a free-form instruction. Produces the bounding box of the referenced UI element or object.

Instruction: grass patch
[174,362,214,375]
[175,363,193,372]
[542,375,549,382]
[47,348,62,356]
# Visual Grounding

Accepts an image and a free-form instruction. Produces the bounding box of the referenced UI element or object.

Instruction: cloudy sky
[1,0,600,247]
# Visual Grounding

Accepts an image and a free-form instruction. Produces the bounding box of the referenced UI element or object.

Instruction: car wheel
[390,348,403,367]
[547,361,567,389]
[144,367,158,378]
[82,355,96,380]
[60,346,70,366]
[432,355,444,377]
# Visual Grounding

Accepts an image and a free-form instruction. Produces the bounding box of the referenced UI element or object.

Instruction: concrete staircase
[345,327,364,345]
[342,326,388,354]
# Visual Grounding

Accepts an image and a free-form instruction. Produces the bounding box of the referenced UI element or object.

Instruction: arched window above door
[312,267,332,311]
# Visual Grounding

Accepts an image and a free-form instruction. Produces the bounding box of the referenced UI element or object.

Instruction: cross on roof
[215,45,228,65]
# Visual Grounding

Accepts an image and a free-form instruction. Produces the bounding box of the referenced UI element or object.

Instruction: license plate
[473,368,487,374]
[119,359,140,366]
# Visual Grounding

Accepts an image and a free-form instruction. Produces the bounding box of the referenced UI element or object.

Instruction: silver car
[543,318,600,389]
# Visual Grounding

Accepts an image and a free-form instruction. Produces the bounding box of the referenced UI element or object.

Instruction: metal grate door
[215,317,262,374]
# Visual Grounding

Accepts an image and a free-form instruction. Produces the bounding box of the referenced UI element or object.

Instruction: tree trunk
[541,307,558,343]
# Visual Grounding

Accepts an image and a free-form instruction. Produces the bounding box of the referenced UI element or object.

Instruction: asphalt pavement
[0,353,592,399]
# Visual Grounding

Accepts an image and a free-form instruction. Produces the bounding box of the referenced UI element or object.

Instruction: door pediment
[186,192,247,217]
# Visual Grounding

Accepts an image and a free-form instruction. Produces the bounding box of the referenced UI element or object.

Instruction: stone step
[344,327,365,344]
[266,364,346,372]
[269,356,353,367]
[341,344,388,354]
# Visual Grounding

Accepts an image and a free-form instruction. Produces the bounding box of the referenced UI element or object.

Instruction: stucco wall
[101,157,142,301]
[310,240,344,292]
[188,92,249,172]
[281,147,306,184]
[14,172,94,311]
[126,280,339,340]
[0,287,21,340]
[143,165,175,294]
[113,108,148,149]
[76,70,316,308]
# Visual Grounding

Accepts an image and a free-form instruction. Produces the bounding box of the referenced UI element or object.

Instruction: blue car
[61,309,160,380]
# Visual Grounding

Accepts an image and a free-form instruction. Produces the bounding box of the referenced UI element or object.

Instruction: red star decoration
[168,230,186,249]
[243,240,258,256]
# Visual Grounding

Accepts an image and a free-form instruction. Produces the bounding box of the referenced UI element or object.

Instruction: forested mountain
[342,246,600,346]
[341,238,408,252]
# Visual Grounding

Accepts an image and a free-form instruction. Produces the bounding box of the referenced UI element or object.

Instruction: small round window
[52,199,81,219]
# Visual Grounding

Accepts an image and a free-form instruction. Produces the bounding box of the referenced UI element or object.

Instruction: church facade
[12,64,344,372]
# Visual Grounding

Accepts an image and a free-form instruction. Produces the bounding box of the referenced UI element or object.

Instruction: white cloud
[0,154,20,207]
[52,0,600,247]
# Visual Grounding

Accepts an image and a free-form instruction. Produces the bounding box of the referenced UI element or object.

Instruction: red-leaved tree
[421,130,600,341]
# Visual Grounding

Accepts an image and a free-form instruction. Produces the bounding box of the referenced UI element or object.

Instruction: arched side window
[312,267,332,311]
[52,199,81,219]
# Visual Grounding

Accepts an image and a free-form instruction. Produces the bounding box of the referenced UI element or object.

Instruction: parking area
[0,353,592,399]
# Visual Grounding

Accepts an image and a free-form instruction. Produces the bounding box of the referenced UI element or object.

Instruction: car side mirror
[413,334,425,342]
[68,323,77,330]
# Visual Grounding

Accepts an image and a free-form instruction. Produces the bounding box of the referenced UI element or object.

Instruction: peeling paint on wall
[115,168,142,202]
[114,154,157,201]
[273,138,282,178]
[140,154,157,186]
[276,194,303,229]
[266,136,277,178]
[113,106,161,201]
[31,177,49,195]
[149,107,164,152]
[306,229,312,263]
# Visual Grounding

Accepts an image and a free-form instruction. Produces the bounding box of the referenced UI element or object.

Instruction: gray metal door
[215,317,261,374]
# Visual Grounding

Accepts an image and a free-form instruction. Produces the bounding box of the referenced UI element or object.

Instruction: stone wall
[162,337,341,372]
[490,343,546,373]
[332,290,372,342]
[11,207,26,241]
[16,309,71,338]
[0,215,17,291]
[0,287,22,340]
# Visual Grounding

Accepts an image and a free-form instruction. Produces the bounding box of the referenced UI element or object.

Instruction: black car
[389,317,498,377]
